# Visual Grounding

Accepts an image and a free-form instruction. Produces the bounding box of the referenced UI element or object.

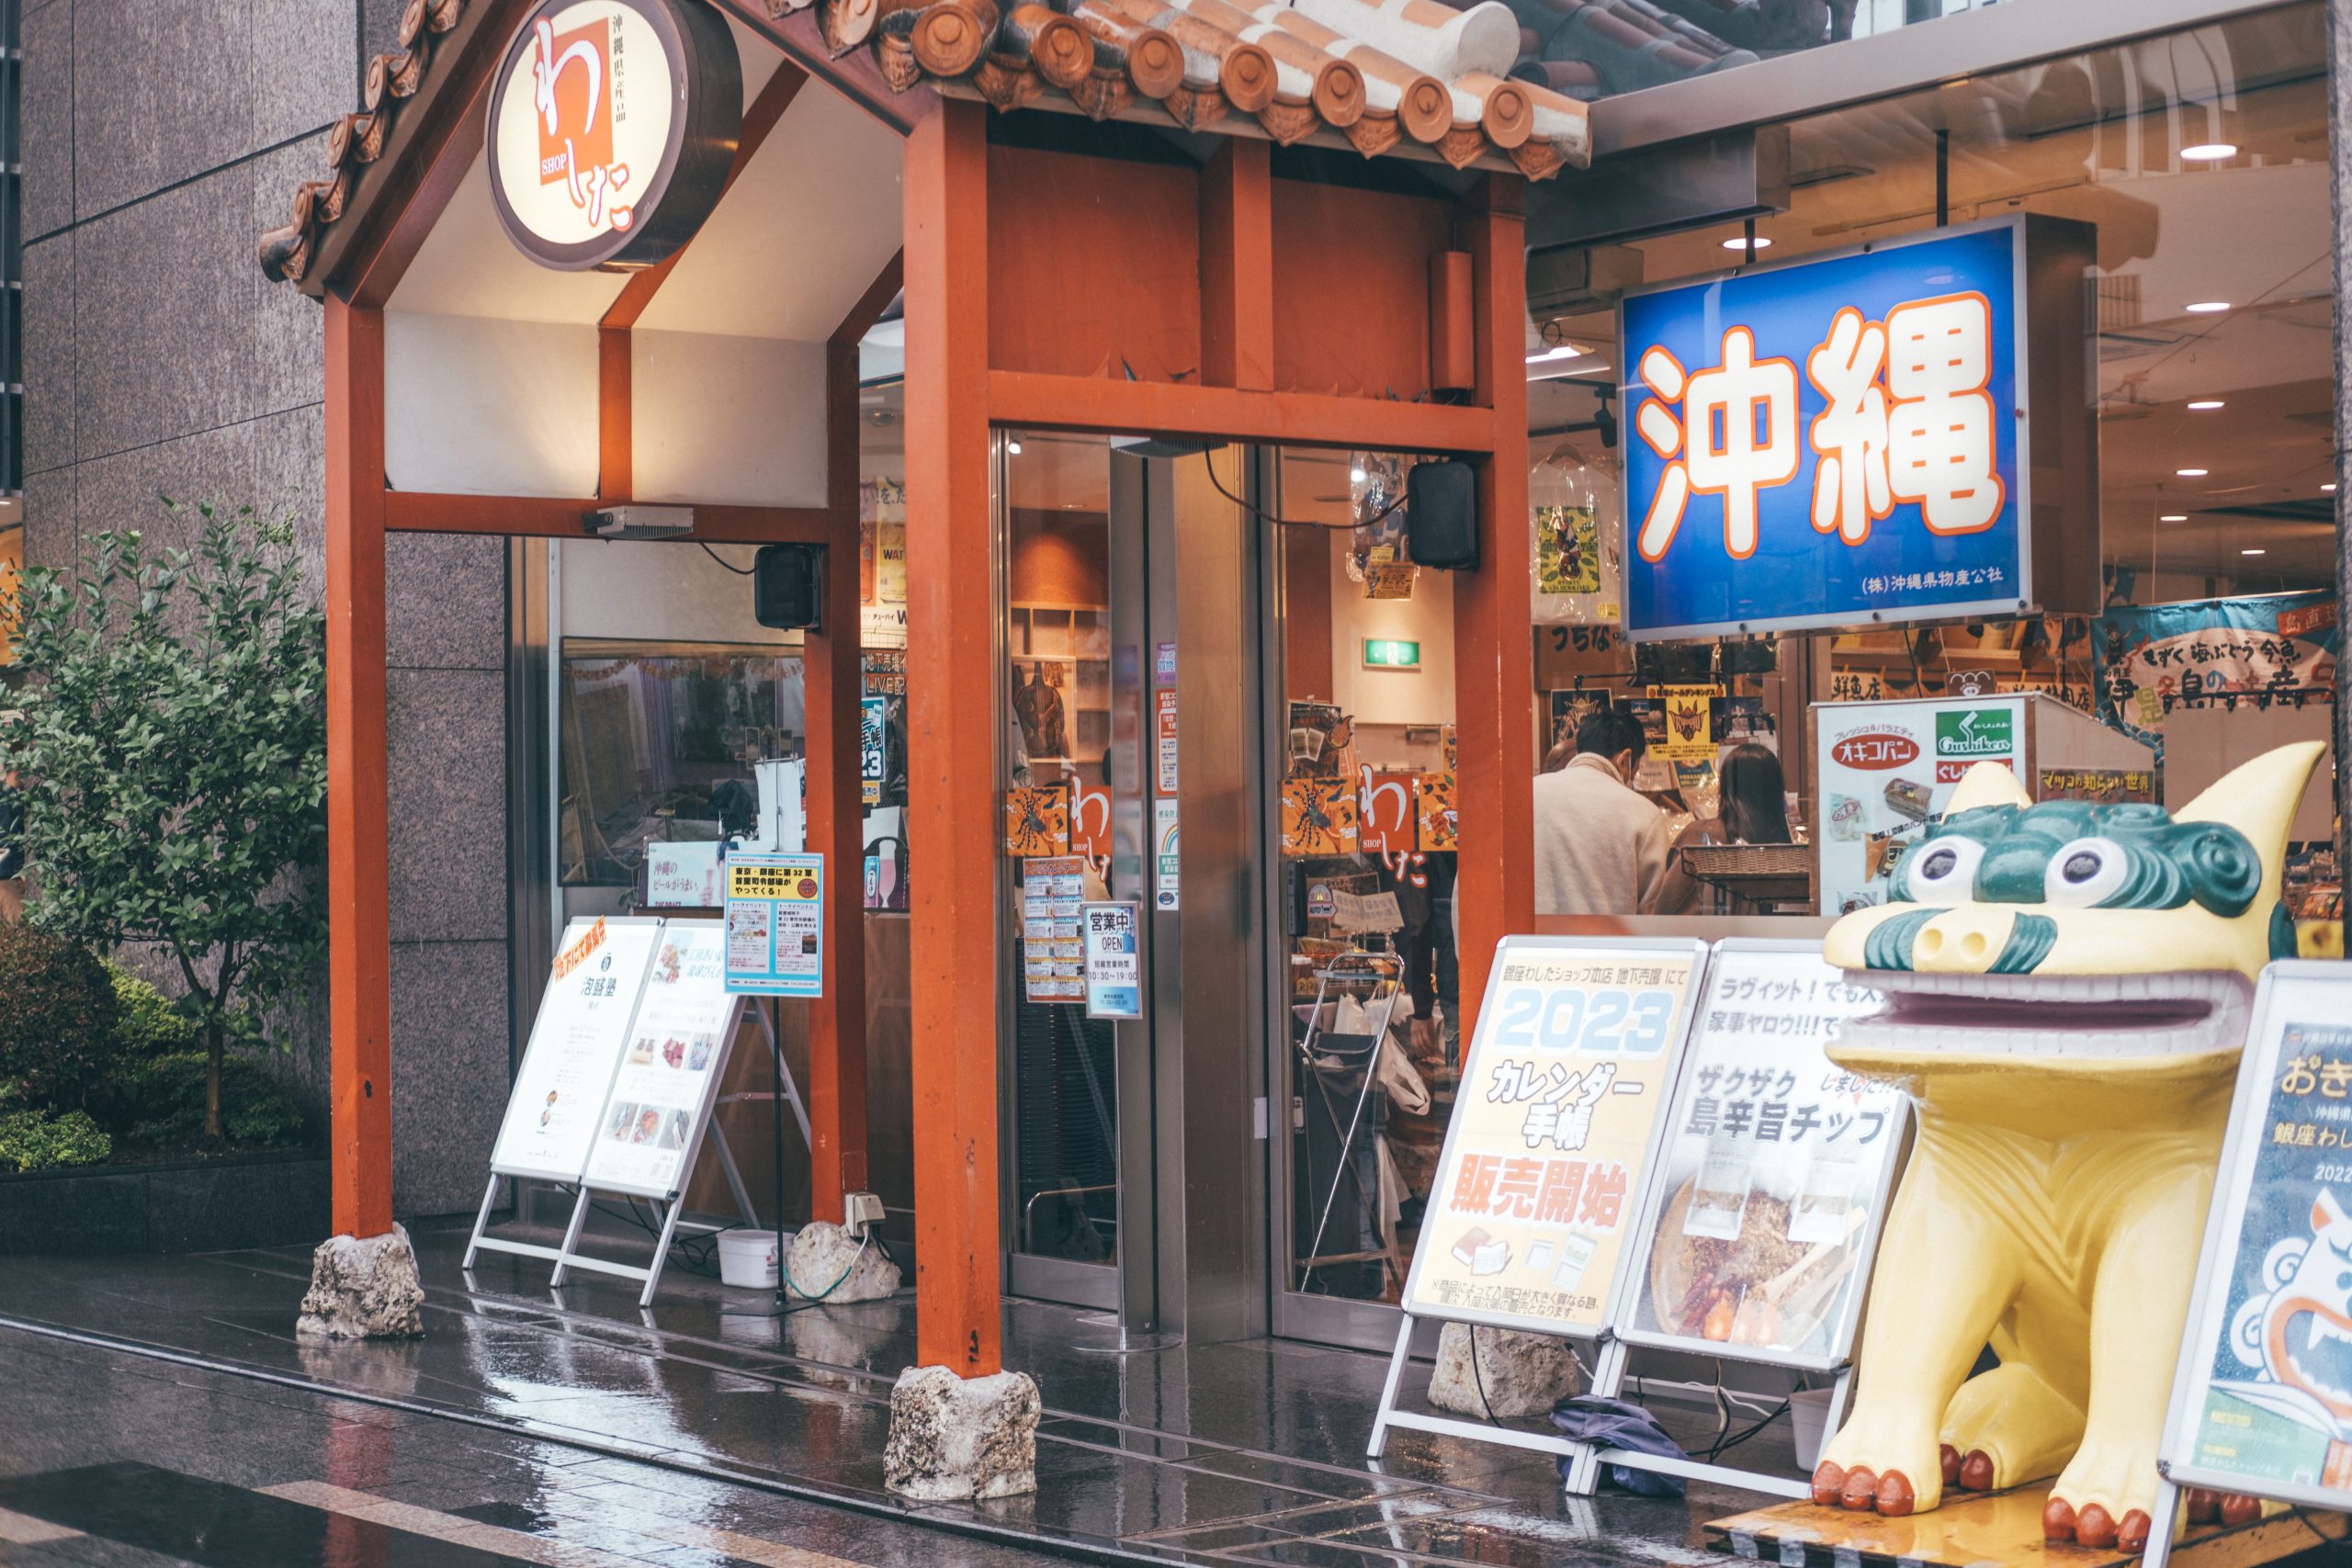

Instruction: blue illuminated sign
[1619,218,2034,640]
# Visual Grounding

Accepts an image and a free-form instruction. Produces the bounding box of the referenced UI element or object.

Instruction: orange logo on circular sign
[797,878,819,898]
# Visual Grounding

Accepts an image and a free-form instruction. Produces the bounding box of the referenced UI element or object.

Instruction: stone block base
[787,1221,900,1303]
[1428,1321,1580,1418]
[296,1224,425,1340]
[884,1365,1040,1500]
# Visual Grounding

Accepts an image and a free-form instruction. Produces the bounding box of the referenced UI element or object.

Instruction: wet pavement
[0,1328,1065,1567]
[0,1218,1905,1565]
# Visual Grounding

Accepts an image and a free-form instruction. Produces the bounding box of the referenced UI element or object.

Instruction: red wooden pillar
[1453,175,1535,1036]
[902,97,1003,1377]
[324,294,396,1240]
[807,330,872,1225]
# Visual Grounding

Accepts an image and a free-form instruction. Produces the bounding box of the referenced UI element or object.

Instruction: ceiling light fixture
[2187,399,2224,411]
[1006,438,1023,455]
[2177,468,2208,478]
[1722,235,1773,251]
[2185,300,2232,314]
[2181,142,2238,161]
[1525,344,1583,365]
[1350,468,1368,484]
[2325,483,2339,493]
[2242,548,2266,556]
[2159,513,2188,523]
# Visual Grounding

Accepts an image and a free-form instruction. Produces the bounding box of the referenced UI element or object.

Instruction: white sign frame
[487,916,664,1185]
[1611,940,1908,1375]
[1370,934,1713,1491]
[2148,962,2352,1567]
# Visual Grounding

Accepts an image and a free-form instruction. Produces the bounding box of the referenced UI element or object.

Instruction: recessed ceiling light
[2182,142,2238,161]
[1723,235,1773,251]
[1006,438,1023,455]
[2177,468,2209,477]
[1350,468,1367,484]
[2187,399,2224,411]
[2159,513,2188,523]
[1525,344,1582,365]
[2185,300,2232,314]
[2242,547,2267,556]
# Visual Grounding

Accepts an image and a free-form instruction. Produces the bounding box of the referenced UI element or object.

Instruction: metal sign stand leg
[1564,1337,1630,1495]
[547,1186,595,1289]
[2142,1478,2182,1568]
[461,1172,503,1272]
[1368,1312,1419,1460]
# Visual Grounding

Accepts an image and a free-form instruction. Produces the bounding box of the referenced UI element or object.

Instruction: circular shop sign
[487,0,741,271]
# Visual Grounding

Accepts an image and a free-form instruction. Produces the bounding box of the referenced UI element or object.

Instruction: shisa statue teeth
[1809,742,2326,1555]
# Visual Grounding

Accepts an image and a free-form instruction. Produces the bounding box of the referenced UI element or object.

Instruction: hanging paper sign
[643,840,721,908]
[1004,784,1069,859]
[1067,773,1113,871]
[1401,937,1707,1338]
[491,917,665,1183]
[2095,592,2340,761]
[1156,690,1180,795]
[1659,685,1716,764]
[1358,768,1419,863]
[1620,943,1904,1370]
[2162,964,2352,1508]
[723,852,824,997]
[1282,776,1360,858]
[486,0,743,272]
[582,922,740,1200]
[1019,855,1086,1003]
[1153,799,1181,910]
[1082,901,1142,1019]
[1416,772,1458,852]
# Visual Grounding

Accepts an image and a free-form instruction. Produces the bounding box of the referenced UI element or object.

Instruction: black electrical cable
[1200,449,1409,533]
[1704,1398,1792,1463]
[697,542,758,575]
[1466,1325,1502,1427]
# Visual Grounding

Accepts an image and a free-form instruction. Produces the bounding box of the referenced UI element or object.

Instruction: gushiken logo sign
[1620,219,2051,640]
[488,0,741,271]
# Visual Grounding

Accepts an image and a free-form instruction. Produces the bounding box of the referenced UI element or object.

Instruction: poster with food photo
[1623,944,1905,1369]
[583,923,741,1201]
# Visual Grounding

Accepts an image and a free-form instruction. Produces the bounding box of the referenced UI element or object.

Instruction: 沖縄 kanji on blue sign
[1620,220,2030,639]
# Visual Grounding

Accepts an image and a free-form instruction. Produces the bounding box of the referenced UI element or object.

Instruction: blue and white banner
[1620,220,2032,639]
[2094,592,2340,760]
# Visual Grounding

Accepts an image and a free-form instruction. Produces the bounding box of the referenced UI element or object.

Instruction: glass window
[557,641,806,888]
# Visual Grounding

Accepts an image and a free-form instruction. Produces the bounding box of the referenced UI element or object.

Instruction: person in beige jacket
[1532,707,1670,915]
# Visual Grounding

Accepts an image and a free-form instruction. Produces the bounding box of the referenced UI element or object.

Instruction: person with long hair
[1656,742,1792,914]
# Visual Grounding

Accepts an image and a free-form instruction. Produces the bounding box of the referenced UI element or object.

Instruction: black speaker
[1405,459,1479,570]
[753,544,823,630]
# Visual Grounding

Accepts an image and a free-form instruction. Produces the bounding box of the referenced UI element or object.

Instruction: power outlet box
[842,1190,885,1236]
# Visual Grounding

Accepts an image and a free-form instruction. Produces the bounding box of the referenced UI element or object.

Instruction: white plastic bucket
[1789,1387,1834,1472]
[718,1228,779,1290]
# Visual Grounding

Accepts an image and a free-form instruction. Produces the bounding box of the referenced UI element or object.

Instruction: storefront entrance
[996,434,1464,1352]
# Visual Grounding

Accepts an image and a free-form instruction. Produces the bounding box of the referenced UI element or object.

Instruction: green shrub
[107,961,198,1058]
[0,923,125,1110]
[116,1052,311,1150]
[0,1108,113,1172]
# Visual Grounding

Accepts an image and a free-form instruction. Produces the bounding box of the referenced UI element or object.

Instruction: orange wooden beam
[381,491,832,542]
[1451,175,1536,1038]
[602,64,810,333]
[597,327,632,502]
[325,296,395,1239]
[987,371,1497,454]
[904,97,1001,1378]
[801,247,901,1224]
[1199,139,1274,392]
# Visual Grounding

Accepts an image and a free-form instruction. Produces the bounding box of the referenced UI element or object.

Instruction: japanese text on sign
[723,853,824,997]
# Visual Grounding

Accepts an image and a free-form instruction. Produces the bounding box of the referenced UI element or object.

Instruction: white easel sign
[1618,942,1904,1371]
[582,924,741,1201]
[488,917,664,1184]
[2152,962,2352,1566]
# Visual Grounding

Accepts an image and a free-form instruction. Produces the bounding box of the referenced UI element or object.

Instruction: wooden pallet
[1705,1485,2347,1568]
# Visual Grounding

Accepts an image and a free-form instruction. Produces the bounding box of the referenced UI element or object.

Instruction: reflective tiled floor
[0,1219,1855,1565]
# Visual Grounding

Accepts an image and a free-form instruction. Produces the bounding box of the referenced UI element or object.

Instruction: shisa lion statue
[1811,742,2326,1554]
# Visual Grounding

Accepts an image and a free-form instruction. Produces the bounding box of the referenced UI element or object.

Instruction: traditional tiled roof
[258,0,1603,286]
[835,0,1592,178]
[259,0,466,285]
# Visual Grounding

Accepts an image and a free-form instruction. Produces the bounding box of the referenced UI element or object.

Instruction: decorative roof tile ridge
[259,0,466,284]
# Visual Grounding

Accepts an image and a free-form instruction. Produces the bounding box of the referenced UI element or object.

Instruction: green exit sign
[1362,638,1421,671]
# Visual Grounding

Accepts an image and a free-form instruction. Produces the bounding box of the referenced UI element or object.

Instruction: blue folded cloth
[1550,1394,1687,1496]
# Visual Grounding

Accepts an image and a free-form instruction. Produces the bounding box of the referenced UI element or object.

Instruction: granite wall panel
[21,238,74,478]
[389,667,510,945]
[22,0,73,241]
[389,939,513,1218]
